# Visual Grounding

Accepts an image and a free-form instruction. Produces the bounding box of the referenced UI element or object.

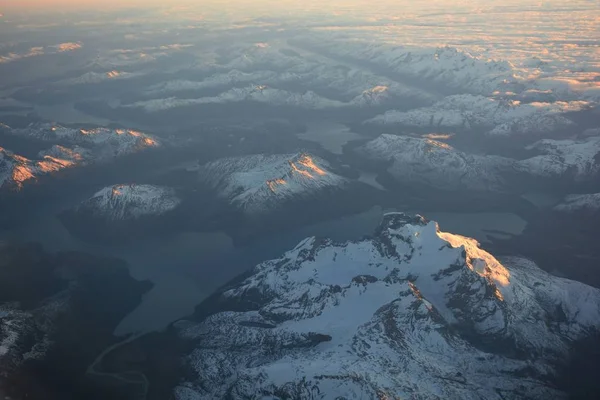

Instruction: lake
[0,195,527,335]
[297,121,363,155]
[0,201,385,335]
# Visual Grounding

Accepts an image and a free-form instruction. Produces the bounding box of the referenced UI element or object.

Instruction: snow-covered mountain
[4,123,159,154]
[130,85,345,112]
[144,70,290,95]
[0,124,160,191]
[173,213,600,399]
[554,193,600,214]
[357,134,515,191]
[198,153,348,214]
[135,42,436,111]
[56,70,141,85]
[294,39,519,95]
[71,184,181,221]
[517,136,600,181]
[366,94,587,137]
[350,85,392,107]
[220,43,295,71]
[0,146,83,190]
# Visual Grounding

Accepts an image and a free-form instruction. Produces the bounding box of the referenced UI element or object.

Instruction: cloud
[0,46,43,64]
[0,42,82,64]
[51,42,82,52]
[534,77,600,101]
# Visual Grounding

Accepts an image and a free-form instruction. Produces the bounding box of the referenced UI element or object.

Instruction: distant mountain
[59,184,182,243]
[350,85,392,107]
[366,94,587,137]
[3,123,159,154]
[198,152,350,215]
[56,70,141,85]
[293,40,519,95]
[0,146,84,190]
[69,184,181,221]
[172,213,600,399]
[144,70,285,95]
[0,123,160,191]
[129,85,345,112]
[517,136,600,182]
[554,193,600,214]
[357,134,515,191]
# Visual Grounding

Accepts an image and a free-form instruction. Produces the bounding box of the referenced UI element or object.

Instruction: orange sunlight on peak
[288,155,327,180]
[297,155,327,176]
[266,178,287,193]
[438,230,511,294]
[289,161,314,179]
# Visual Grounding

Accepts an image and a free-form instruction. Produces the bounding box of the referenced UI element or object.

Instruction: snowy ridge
[136,42,436,111]
[223,43,300,71]
[367,94,588,137]
[130,85,345,112]
[198,153,348,214]
[0,146,83,190]
[174,213,600,399]
[350,85,392,107]
[554,193,600,213]
[296,40,518,95]
[358,134,515,191]
[5,123,159,154]
[144,70,290,95]
[517,136,600,181]
[0,124,160,190]
[73,184,181,221]
[56,70,141,85]
[0,294,68,376]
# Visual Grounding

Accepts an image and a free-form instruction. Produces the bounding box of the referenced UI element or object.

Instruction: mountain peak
[174,214,600,399]
[73,184,181,221]
[198,153,348,214]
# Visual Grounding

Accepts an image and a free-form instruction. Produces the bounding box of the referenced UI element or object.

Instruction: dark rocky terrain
[0,241,151,400]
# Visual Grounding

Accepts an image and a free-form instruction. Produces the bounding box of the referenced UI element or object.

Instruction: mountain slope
[0,242,150,400]
[71,184,181,221]
[357,134,515,191]
[293,40,519,95]
[130,86,345,112]
[0,123,160,191]
[366,94,587,137]
[517,136,600,182]
[198,153,349,214]
[58,184,183,244]
[0,146,86,190]
[3,123,159,155]
[554,193,600,213]
[173,213,600,400]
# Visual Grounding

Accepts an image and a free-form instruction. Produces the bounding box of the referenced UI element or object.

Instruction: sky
[0,0,168,11]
